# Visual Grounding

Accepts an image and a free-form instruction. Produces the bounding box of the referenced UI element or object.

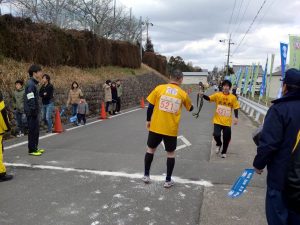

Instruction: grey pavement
[1,91,268,225]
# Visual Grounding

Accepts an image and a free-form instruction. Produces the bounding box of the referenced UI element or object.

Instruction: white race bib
[159,95,181,114]
[27,92,35,100]
[216,105,231,117]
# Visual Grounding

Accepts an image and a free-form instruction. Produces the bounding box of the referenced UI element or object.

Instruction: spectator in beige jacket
[67,81,83,124]
[103,80,112,114]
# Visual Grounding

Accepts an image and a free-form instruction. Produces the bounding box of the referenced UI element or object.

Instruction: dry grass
[0,57,165,93]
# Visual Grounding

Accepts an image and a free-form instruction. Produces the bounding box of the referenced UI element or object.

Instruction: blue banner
[278,42,288,98]
[260,57,268,97]
[228,169,255,198]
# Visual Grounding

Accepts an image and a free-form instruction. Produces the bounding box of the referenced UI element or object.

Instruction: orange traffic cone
[54,108,64,133]
[100,102,107,119]
[140,97,145,109]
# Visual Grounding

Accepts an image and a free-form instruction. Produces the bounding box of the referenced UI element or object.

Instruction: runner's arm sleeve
[253,107,282,170]
[203,95,210,101]
[147,103,154,121]
[234,109,238,118]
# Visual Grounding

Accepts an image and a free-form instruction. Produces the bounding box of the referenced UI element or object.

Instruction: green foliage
[167,56,202,73]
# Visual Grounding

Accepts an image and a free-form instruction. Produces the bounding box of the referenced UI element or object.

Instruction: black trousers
[116,97,121,112]
[213,124,231,154]
[27,115,40,153]
[77,114,86,124]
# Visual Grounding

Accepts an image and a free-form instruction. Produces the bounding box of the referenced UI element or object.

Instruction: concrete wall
[4,72,167,133]
[182,76,208,85]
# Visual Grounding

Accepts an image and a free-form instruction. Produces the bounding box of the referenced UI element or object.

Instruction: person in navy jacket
[253,68,300,225]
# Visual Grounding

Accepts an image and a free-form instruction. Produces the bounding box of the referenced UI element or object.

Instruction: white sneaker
[16,132,24,138]
[164,180,175,188]
[215,146,221,154]
[142,176,151,184]
[221,154,227,158]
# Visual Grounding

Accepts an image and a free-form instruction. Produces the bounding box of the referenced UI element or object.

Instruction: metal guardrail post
[238,96,269,124]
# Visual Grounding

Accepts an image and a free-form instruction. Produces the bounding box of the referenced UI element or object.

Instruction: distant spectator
[77,96,89,125]
[111,82,118,115]
[103,80,112,114]
[39,74,54,133]
[232,86,237,98]
[13,80,26,137]
[0,90,13,182]
[214,84,218,92]
[218,83,222,91]
[67,81,83,125]
[116,79,123,113]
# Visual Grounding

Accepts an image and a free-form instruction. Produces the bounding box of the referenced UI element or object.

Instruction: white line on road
[4,108,142,150]
[5,162,213,187]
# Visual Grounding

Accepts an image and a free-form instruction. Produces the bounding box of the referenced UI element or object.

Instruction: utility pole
[220,34,234,77]
[145,19,153,41]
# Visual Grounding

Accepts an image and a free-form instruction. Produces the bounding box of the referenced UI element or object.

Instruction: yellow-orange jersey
[209,92,240,127]
[147,83,192,137]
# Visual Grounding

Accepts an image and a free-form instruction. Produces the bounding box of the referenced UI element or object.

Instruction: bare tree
[13,0,75,27]
[11,0,143,42]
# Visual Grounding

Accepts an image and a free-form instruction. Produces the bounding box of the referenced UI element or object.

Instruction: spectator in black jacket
[111,82,118,115]
[253,68,300,225]
[39,74,54,133]
[24,65,45,156]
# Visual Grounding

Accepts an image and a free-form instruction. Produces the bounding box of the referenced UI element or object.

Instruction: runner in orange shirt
[202,80,239,158]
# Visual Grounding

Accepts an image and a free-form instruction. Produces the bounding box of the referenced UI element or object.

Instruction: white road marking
[4,108,142,150]
[5,162,213,187]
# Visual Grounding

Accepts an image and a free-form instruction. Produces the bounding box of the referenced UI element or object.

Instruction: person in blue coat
[253,68,300,225]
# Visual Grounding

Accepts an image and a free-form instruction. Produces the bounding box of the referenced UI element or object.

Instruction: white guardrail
[239,96,269,123]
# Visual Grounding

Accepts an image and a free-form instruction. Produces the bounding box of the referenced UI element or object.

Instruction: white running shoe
[221,154,227,158]
[164,180,175,188]
[215,146,222,154]
[142,176,151,184]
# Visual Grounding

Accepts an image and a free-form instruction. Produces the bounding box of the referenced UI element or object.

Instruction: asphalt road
[1,91,267,225]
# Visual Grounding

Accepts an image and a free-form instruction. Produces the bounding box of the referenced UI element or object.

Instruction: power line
[227,0,237,35]
[233,0,268,56]
[232,0,251,38]
[230,0,244,35]
[253,0,279,30]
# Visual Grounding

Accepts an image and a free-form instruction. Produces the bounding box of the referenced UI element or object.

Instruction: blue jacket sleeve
[253,106,284,170]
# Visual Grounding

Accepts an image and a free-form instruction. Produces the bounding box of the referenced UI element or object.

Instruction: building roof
[182,72,208,76]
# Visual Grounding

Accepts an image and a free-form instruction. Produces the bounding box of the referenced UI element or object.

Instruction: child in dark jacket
[111,82,118,115]
[77,96,89,125]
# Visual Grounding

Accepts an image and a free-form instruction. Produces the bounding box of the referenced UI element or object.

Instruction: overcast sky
[120,0,300,71]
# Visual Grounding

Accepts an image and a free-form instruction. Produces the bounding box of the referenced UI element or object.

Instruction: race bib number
[216,105,231,117]
[27,92,35,100]
[159,95,181,114]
